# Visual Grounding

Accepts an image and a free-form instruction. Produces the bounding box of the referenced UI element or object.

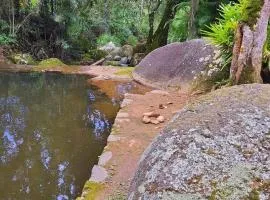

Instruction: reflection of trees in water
[0,96,27,164]
[0,73,118,199]
[85,107,111,138]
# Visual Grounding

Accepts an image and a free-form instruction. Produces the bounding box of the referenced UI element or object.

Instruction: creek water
[0,72,119,199]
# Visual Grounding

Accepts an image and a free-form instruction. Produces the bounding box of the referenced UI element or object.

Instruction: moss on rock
[114,67,134,77]
[38,58,66,67]
[77,181,103,200]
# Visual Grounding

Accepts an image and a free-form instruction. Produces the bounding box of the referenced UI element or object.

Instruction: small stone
[157,116,165,123]
[159,104,166,109]
[142,116,151,124]
[143,112,160,118]
[150,119,160,125]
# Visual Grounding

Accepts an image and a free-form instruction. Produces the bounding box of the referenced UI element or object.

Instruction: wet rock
[129,84,270,200]
[114,55,122,61]
[120,57,129,65]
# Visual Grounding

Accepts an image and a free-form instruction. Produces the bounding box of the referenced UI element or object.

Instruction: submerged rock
[129,84,270,200]
[133,39,216,90]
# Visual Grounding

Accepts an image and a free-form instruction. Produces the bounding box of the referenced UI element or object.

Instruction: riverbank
[78,89,192,200]
[0,63,193,199]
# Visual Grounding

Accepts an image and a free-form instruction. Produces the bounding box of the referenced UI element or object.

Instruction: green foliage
[0,20,16,45]
[240,0,263,27]
[88,49,108,60]
[97,34,121,46]
[169,4,190,42]
[127,35,138,46]
[8,53,36,65]
[0,34,16,45]
[203,0,269,69]
[202,2,240,53]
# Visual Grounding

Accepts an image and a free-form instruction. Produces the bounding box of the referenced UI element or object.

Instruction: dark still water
[0,72,119,200]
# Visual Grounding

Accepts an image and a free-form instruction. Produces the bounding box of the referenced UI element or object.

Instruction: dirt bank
[78,89,191,200]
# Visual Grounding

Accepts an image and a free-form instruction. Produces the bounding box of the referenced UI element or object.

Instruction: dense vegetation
[0,0,232,61]
[0,0,269,84]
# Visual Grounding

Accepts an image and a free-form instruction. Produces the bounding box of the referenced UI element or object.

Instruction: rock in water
[129,84,270,200]
[133,39,215,90]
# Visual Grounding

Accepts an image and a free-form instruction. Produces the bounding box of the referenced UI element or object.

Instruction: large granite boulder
[132,39,217,90]
[129,84,270,200]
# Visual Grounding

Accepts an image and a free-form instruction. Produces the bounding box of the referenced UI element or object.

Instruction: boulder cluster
[100,42,145,67]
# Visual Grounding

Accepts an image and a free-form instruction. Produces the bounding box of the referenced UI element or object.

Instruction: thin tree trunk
[104,0,110,33]
[146,0,180,53]
[147,0,162,44]
[188,0,199,39]
[251,0,270,82]
[230,0,270,84]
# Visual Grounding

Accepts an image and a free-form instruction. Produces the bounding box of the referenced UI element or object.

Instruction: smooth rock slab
[90,165,108,183]
[107,135,122,142]
[129,84,270,200]
[98,151,113,166]
[133,39,215,90]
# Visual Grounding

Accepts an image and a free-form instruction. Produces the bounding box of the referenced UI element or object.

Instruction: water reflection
[0,72,119,199]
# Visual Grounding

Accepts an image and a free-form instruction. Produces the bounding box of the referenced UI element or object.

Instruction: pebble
[150,119,160,125]
[157,116,165,123]
[142,116,151,124]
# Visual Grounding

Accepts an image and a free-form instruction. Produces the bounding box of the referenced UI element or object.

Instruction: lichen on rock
[129,84,270,200]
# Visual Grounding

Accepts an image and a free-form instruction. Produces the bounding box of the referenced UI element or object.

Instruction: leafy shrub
[202,0,267,65]
[0,34,16,45]
[169,4,190,42]
[126,35,138,46]
[97,34,121,46]
[85,49,108,61]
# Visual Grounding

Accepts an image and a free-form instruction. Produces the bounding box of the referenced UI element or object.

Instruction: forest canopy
[0,0,234,61]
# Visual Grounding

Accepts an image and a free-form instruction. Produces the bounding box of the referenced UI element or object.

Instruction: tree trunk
[146,0,162,45]
[188,0,199,39]
[230,0,270,84]
[104,0,110,33]
[146,0,180,53]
